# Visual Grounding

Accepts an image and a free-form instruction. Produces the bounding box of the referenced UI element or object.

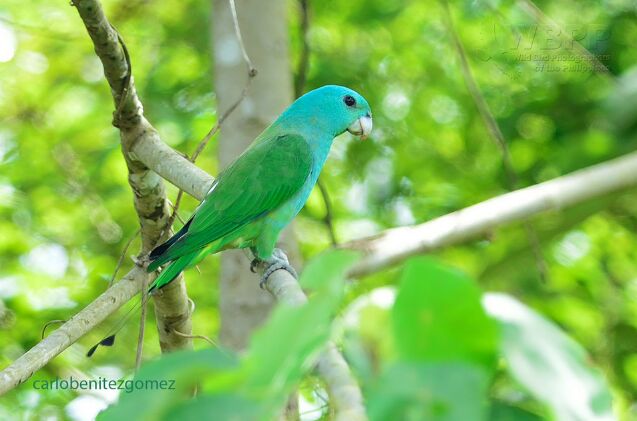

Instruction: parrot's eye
[343,95,356,107]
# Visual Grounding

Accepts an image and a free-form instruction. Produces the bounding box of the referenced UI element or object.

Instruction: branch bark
[346,151,637,277]
[72,0,192,353]
[0,268,145,394]
[265,271,367,421]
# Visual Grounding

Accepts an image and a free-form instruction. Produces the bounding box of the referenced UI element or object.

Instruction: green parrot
[147,85,372,291]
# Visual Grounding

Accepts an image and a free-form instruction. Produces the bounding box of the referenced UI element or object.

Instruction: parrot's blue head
[281,85,373,141]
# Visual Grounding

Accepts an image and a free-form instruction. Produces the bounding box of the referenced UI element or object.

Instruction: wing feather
[148,133,313,269]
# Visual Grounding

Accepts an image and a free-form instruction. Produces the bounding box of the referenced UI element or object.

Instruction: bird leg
[250,248,298,289]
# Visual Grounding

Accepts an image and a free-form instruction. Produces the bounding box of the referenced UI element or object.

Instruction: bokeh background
[1,0,637,419]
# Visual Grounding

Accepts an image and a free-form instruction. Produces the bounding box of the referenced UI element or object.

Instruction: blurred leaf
[483,293,614,421]
[299,249,361,290]
[97,349,238,421]
[488,402,544,421]
[241,250,360,415]
[367,362,490,421]
[393,257,498,368]
[165,394,261,421]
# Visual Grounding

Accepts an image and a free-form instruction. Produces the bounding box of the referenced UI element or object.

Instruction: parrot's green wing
[148,133,313,270]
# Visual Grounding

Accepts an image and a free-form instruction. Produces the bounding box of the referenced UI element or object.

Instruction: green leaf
[97,349,238,421]
[165,394,261,421]
[242,250,360,416]
[488,402,544,421]
[367,362,491,421]
[483,293,614,421]
[393,257,498,368]
[299,249,361,291]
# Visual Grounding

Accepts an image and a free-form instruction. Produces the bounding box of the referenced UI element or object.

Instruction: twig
[41,320,66,339]
[0,268,146,395]
[109,228,140,287]
[441,0,548,282]
[172,329,220,348]
[135,273,148,371]
[317,178,338,246]
[166,0,258,228]
[294,0,310,98]
[228,0,257,77]
[291,0,338,246]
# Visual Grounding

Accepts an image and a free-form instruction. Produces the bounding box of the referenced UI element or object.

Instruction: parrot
[146,85,372,292]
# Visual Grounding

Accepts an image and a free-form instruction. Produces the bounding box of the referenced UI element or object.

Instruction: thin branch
[291,0,338,246]
[172,329,221,349]
[0,268,146,394]
[441,0,548,281]
[135,274,148,371]
[294,0,310,98]
[228,0,257,77]
[441,0,517,188]
[167,0,258,228]
[109,228,140,287]
[190,80,253,162]
[317,178,338,246]
[41,320,66,339]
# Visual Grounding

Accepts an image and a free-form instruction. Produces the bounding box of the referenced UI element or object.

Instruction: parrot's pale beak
[347,113,373,140]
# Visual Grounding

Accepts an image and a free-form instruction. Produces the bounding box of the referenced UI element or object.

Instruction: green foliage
[368,362,490,421]
[484,293,614,421]
[357,258,613,420]
[240,250,360,415]
[89,255,614,420]
[393,258,497,367]
[97,250,359,420]
[97,349,238,421]
[1,0,636,418]
[369,258,494,421]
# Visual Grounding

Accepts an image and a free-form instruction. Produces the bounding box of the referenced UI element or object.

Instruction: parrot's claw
[132,254,150,269]
[250,258,260,273]
[257,248,297,289]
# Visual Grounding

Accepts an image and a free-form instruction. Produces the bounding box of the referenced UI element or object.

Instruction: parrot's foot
[251,248,298,289]
[132,254,150,269]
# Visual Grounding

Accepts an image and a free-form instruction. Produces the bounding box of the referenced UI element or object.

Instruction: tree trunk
[211,0,300,351]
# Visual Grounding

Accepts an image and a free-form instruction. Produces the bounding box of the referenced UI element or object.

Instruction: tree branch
[345,151,637,277]
[71,0,193,353]
[0,268,145,394]
[264,268,367,421]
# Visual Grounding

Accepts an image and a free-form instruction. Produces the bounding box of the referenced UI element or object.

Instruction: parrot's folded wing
[148,133,313,270]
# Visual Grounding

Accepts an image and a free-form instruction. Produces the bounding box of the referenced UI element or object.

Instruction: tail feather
[148,252,197,293]
[149,218,193,262]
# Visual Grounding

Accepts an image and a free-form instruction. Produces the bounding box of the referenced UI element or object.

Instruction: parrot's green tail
[148,251,197,293]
